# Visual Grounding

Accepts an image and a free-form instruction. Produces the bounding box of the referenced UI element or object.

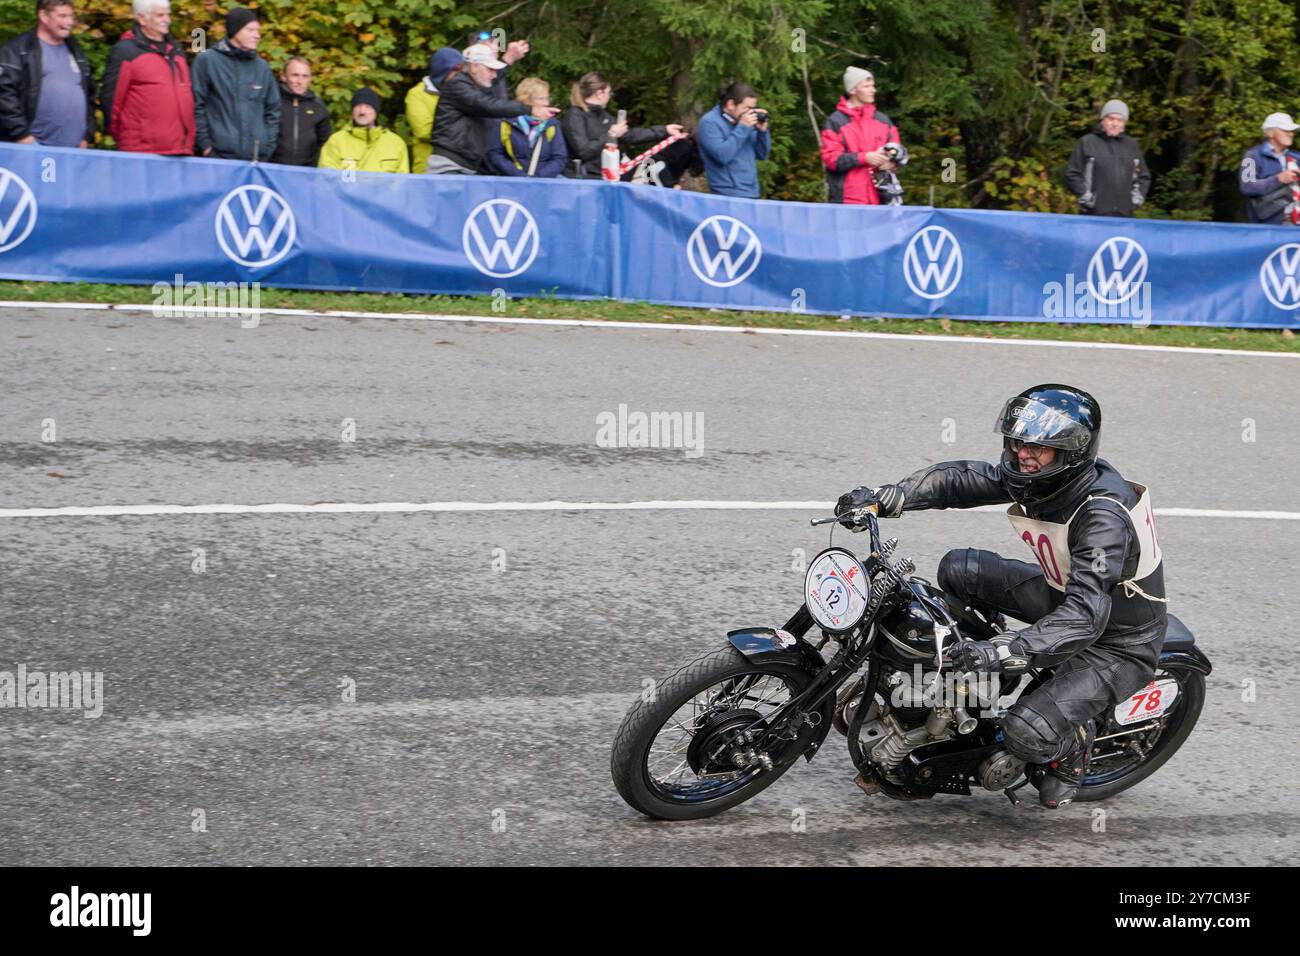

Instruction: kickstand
[1003,777,1032,807]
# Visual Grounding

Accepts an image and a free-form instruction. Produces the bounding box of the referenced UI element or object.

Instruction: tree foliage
[2,0,1297,219]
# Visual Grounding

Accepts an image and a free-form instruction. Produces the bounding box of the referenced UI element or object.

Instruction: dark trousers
[938,548,1161,764]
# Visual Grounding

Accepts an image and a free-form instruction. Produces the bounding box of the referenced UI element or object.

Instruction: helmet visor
[995,397,1092,451]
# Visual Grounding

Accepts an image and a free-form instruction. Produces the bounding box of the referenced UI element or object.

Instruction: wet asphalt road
[1,306,1297,865]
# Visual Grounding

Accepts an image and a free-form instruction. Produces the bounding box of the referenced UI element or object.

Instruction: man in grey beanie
[1065,99,1151,217]
[820,65,905,204]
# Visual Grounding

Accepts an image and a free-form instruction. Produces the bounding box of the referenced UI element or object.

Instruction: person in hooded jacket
[100,0,193,155]
[560,71,684,179]
[835,385,1169,810]
[821,66,901,205]
[1065,100,1151,217]
[317,87,409,173]
[486,76,568,177]
[405,47,461,174]
[269,56,329,166]
[191,7,280,160]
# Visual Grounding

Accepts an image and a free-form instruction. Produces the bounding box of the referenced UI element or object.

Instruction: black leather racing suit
[894,457,1167,765]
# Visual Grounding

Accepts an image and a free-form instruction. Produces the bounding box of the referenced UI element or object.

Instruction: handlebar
[809,503,878,527]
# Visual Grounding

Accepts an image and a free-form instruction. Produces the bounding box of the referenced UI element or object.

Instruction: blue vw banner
[1,144,1296,328]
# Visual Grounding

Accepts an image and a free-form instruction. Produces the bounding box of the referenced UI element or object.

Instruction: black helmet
[995,384,1101,504]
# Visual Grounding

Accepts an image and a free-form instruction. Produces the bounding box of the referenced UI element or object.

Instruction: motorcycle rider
[835,385,1167,808]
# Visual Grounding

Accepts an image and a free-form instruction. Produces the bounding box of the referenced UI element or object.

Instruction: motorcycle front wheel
[611,645,816,820]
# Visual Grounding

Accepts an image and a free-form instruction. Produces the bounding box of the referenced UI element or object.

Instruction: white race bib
[1007,482,1161,593]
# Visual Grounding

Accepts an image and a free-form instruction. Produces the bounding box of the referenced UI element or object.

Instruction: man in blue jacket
[1239,112,1300,225]
[697,81,770,199]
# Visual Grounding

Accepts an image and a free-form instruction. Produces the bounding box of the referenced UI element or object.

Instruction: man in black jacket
[836,385,1167,809]
[269,56,330,166]
[427,43,555,175]
[0,0,95,147]
[1065,100,1151,217]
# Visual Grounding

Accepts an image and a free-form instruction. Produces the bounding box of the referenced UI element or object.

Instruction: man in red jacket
[100,0,194,155]
[821,66,902,205]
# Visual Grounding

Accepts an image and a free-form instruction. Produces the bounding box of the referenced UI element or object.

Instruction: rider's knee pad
[1001,696,1076,765]
[937,548,979,602]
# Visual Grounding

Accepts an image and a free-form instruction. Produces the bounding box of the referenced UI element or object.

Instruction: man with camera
[697,81,770,198]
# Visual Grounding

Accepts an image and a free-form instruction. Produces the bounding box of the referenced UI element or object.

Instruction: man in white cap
[1239,112,1300,225]
[428,42,557,174]
[1065,99,1150,217]
[820,66,906,204]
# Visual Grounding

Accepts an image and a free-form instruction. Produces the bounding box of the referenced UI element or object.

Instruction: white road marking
[1,500,1296,519]
[1,300,1295,359]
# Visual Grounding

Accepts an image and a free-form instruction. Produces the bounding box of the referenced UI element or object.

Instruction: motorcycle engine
[854,665,956,784]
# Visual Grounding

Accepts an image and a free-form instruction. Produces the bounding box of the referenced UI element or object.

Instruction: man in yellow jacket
[405,47,462,174]
[318,87,410,173]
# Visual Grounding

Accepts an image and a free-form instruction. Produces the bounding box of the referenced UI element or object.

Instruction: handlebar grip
[810,503,879,527]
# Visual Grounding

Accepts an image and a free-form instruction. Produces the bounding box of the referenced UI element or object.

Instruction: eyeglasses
[1008,439,1053,456]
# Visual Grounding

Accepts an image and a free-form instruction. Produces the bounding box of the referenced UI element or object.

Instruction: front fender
[726,626,834,762]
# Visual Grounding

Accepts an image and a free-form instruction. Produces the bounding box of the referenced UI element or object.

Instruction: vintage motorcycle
[611,504,1210,820]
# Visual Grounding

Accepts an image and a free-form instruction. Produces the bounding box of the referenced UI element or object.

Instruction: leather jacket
[895,457,1167,666]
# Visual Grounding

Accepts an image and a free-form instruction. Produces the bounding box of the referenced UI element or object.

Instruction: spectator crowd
[2,0,1299,223]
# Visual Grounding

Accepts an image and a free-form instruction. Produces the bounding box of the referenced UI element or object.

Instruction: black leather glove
[835,484,905,529]
[955,634,1030,675]
[835,486,876,529]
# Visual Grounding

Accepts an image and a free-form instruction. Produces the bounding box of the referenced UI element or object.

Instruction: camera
[751,109,769,123]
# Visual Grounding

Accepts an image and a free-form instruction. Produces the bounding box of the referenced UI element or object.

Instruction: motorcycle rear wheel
[1075,664,1206,802]
[610,645,815,820]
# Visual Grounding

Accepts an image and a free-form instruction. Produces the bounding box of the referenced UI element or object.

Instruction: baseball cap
[463,44,506,70]
[1262,112,1299,132]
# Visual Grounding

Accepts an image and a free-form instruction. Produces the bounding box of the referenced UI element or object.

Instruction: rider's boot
[1036,719,1095,809]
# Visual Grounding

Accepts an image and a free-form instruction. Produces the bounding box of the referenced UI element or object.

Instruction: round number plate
[804,547,870,633]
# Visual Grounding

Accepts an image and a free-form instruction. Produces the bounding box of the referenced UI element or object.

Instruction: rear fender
[1160,644,1212,676]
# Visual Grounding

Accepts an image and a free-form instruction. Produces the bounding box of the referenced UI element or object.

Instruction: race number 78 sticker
[1114,678,1179,726]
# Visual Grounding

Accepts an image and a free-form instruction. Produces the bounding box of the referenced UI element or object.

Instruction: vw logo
[215,185,296,268]
[1086,236,1148,305]
[463,199,539,278]
[1260,243,1300,311]
[687,215,761,288]
[0,167,38,253]
[902,226,962,299]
